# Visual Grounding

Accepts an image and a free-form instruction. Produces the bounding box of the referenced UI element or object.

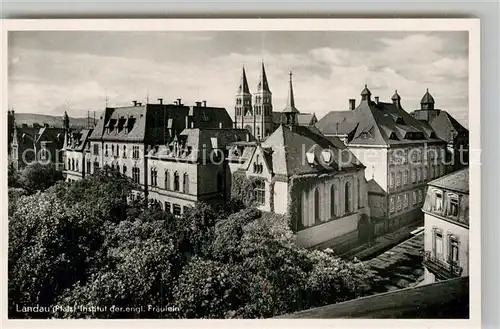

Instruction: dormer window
[321,149,332,164]
[306,152,315,165]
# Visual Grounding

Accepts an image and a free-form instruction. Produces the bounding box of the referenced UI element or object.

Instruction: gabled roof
[429,111,469,143]
[428,167,469,194]
[261,125,362,177]
[36,126,65,145]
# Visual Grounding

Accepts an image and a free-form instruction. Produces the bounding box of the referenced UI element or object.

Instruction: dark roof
[429,111,469,143]
[65,128,93,151]
[272,112,318,127]
[261,124,362,177]
[278,276,469,319]
[36,127,65,145]
[421,89,435,104]
[428,167,469,194]
[316,98,446,146]
[361,84,371,96]
[283,72,299,113]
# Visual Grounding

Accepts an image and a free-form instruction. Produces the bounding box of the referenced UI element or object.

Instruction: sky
[8,31,469,127]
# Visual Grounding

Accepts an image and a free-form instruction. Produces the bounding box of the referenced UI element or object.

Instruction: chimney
[195,101,202,107]
[137,102,142,106]
[177,98,182,106]
[132,100,138,106]
[349,99,356,111]
[202,100,207,107]
[375,96,379,104]
[157,98,163,105]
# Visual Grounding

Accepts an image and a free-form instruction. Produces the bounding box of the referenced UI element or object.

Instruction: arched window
[330,184,336,218]
[314,188,321,223]
[345,181,352,213]
[174,172,180,191]
[164,170,170,190]
[357,178,361,208]
[183,173,189,193]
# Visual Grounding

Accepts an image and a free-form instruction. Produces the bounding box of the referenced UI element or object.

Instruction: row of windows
[93,143,141,160]
[390,164,445,189]
[389,188,426,213]
[389,148,443,165]
[66,158,80,172]
[432,229,460,264]
[164,201,190,217]
[429,189,460,218]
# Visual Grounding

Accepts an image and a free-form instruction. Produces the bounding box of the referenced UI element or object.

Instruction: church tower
[253,62,274,139]
[234,66,253,132]
[282,71,299,127]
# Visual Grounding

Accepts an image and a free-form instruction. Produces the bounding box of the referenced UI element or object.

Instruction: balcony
[423,251,463,280]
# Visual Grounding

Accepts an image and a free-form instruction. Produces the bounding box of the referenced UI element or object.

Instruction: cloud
[8,32,469,127]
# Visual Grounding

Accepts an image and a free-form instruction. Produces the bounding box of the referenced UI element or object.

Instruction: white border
[0,18,481,329]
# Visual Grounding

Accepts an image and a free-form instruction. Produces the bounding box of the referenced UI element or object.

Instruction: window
[418,190,423,203]
[123,145,127,158]
[448,194,459,217]
[116,164,120,173]
[123,165,127,175]
[449,236,459,263]
[132,167,140,184]
[173,172,180,191]
[93,144,99,155]
[434,190,443,212]
[390,173,395,188]
[404,170,409,185]
[330,185,336,217]
[133,146,139,159]
[183,173,189,193]
[424,166,428,180]
[396,195,402,211]
[93,160,99,173]
[105,144,108,156]
[417,168,422,182]
[404,193,409,208]
[357,179,361,208]
[67,159,71,171]
[412,191,417,205]
[389,197,395,213]
[396,172,402,187]
[164,170,170,190]
[111,144,114,155]
[255,179,266,205]
[345,181,352,213]
[173,204,181,217]
[256,127,261,138]
[76,160,79,172]
[71,159,75,171]
[412,169,417,183]
[164,202,171,213]
[314,188,320,222]
[86,160,91,174]
[150,168,158,187]
[433,230,444,259]
[111,163,115,171]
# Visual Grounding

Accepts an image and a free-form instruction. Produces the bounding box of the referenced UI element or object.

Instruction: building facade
[228,72,369,249]
[316,86,448,236]
[62,112,94,182]
[421,168,469,284]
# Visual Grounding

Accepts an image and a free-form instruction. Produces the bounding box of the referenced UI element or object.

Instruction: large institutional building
[56,64,469,250]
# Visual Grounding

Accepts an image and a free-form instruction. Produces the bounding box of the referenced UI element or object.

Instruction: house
[421,168,469,284]
[62,112,94,182]
[316,86,448,236]
[228,72,369,249]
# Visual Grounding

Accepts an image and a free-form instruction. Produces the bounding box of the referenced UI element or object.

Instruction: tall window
[116,164,120,173]
[67,159,71,171]
[433,229,444,259]
[183,173,189,193]
[111,144,115,156]
[417,168,422,182]
[93,144,99,155]
[396,195,402,211]
[123,145,127,158]
[86,160,91,174]
[173,172,180,191]
[173,204,182,217]
[412,191,417,205]
[434,190,443,211]
[449,236,459,263]
[389,197,395,213]
[164,202,171,214]
[123,165,127,175]
[314,187,320,222]
[396,172,402,187]
[345,181,352,213]
[404,170,409,185]
[418,190,423,203]
[255,180,266,205]
[447,194,459,217]
[330,185,336,218]
[132,167,140,184]
[412,169,417,183]
[390,173,395,188]
[76,160,79,172]
[133,146,139,159]
[105,144,108,156]
[357,179,361,208]
[150,168,157,187]
[424,166,428,180]
[164,170,170,190]
[71,159,75,171]
[404,193,409,208]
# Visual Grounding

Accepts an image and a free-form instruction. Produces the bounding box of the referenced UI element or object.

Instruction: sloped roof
[261,125,363,177]
[66,128,93,151]
[272,112,318,127]
[237,66,251,95]
[257,62,271,92]
[421,89,435,104]
[429,111,469,143]
[36,127,65,145]
[428,167,469,194]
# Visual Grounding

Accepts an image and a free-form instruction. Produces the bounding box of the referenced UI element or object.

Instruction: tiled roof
[261,125,363,177]
[36,127,65,145]
[316,97,446,146]
[429,111,469,143]
[272,112,318,127]
[66,128,93,151]
[428,167,469,194]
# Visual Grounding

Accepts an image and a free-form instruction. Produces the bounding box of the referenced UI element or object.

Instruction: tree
[17,162,63,194]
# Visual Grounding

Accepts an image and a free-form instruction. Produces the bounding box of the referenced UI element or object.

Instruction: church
[233,63,318,140]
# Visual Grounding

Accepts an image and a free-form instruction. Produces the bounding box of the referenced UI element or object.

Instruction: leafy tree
[17,162,63,194]
[8,164,20,188]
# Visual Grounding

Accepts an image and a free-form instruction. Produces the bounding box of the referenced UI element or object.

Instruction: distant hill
[13,113,97,129]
